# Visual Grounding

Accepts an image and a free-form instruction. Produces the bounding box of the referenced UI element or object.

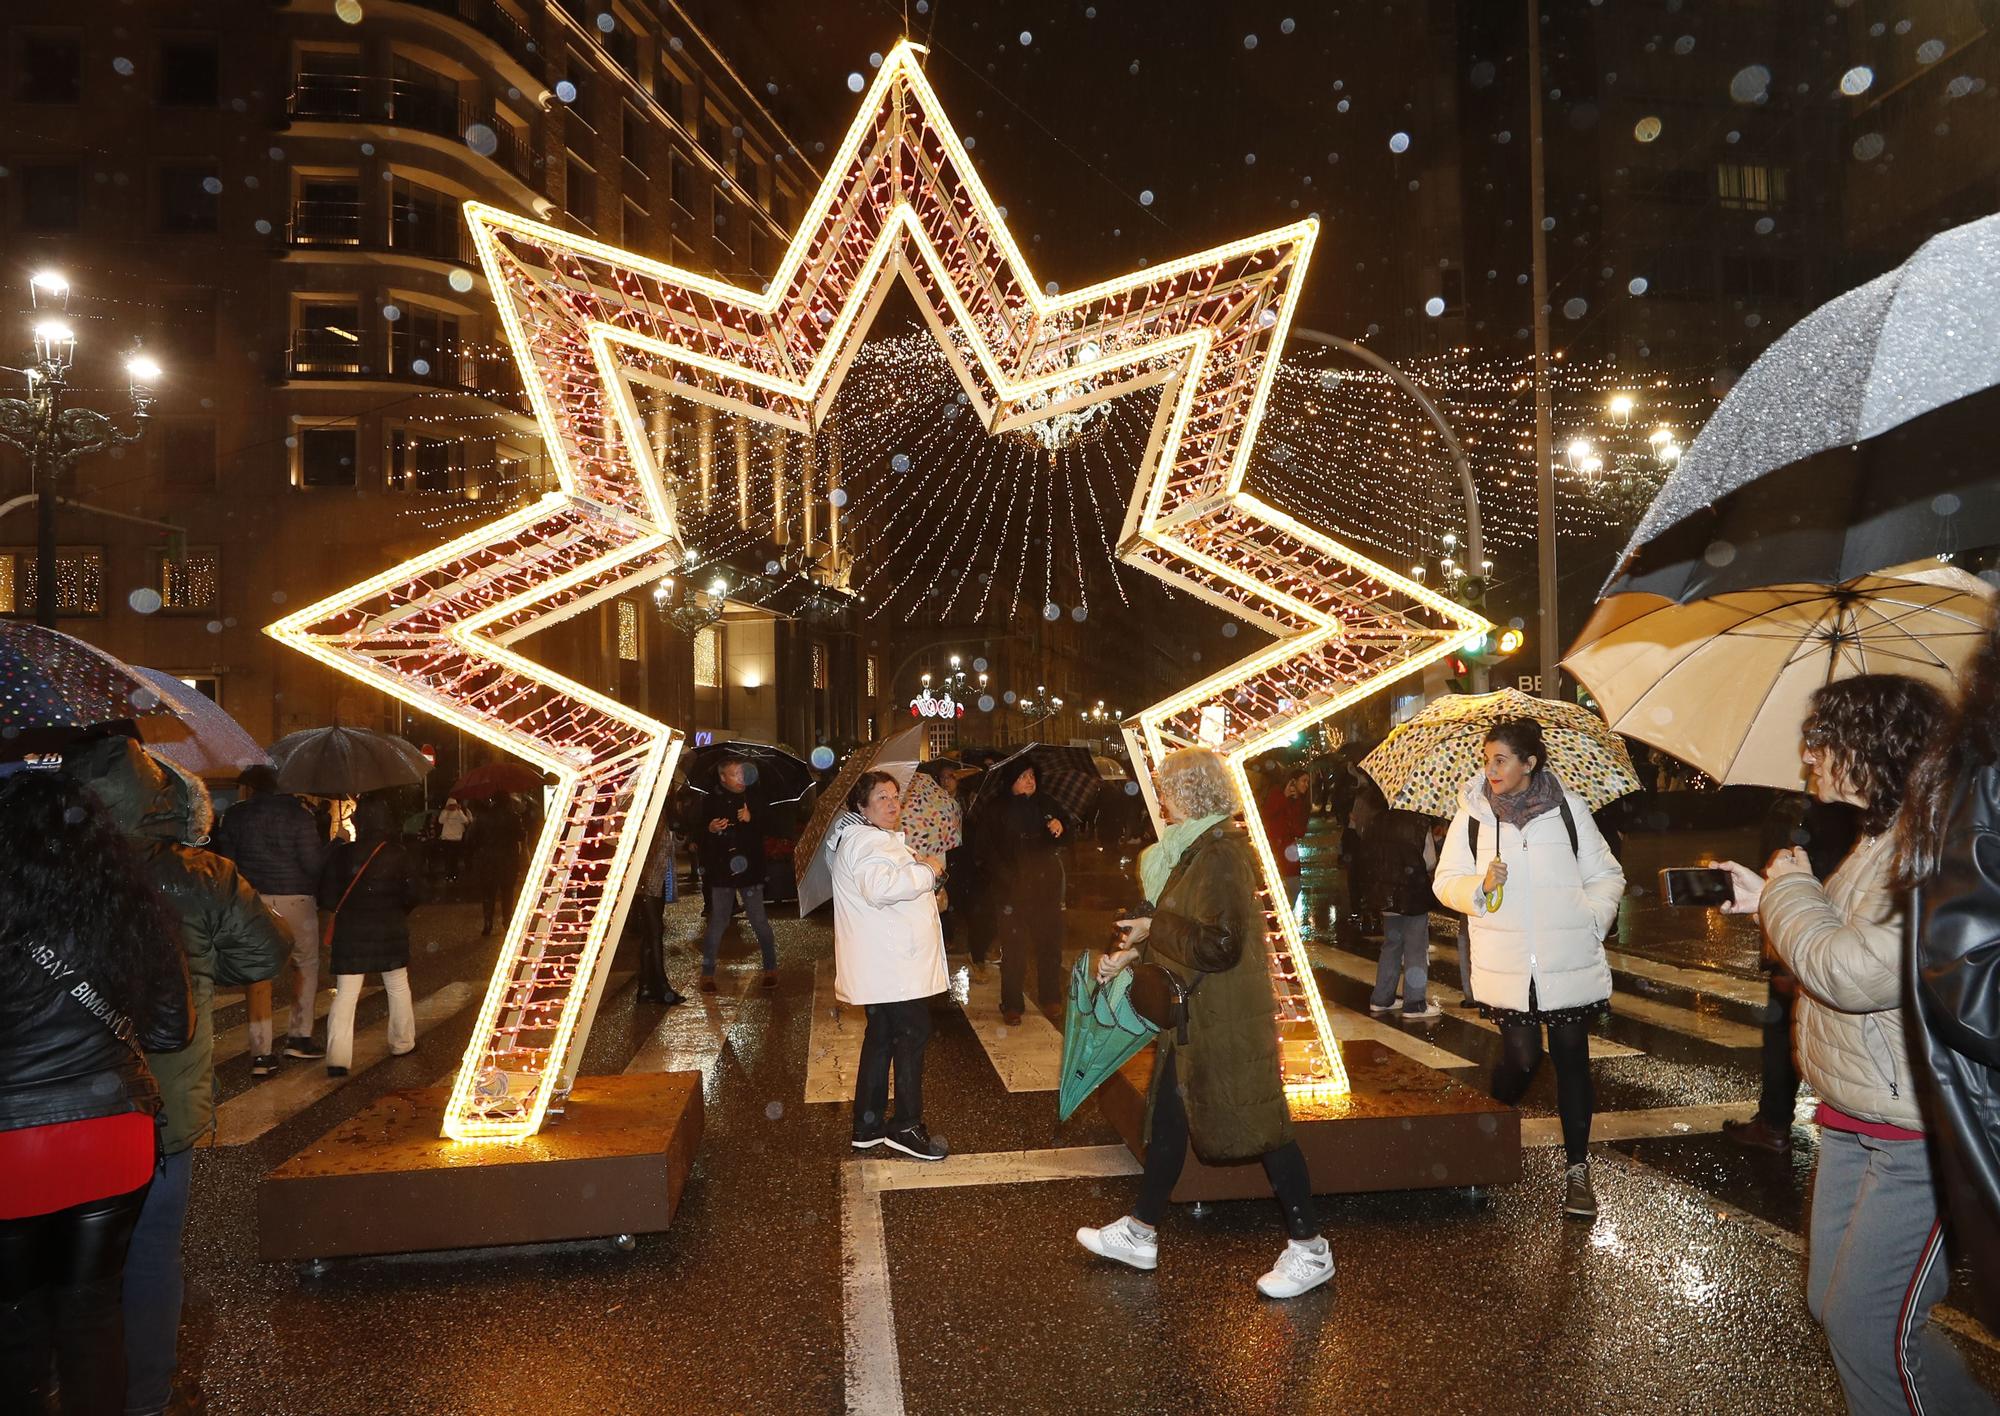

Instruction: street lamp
[1563,393,1682,526]
[0,273,156,627]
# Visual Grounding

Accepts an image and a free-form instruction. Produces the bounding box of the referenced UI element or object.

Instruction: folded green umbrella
[1058,953,1159,1122]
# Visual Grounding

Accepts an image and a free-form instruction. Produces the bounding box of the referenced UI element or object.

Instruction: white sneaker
[1076,1216,1158,1272]
[1402,1002,1442,1020]
[1366,1001,1398,1016]
[1256,1237,1335,1299]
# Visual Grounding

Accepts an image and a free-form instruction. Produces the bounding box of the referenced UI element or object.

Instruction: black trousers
[1491,1015,1595,1165]
[1757,977,1799,1127]
[0,1181,151,1415]
[854,997,933,1137]
[1133,1053,1319,1240]
[999,884,1064,1015]
[626,889,669,996]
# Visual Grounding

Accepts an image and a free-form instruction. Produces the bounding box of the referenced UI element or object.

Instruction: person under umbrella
[1433,718,1626,1220]
[319,797,424,1078]
[1719,677,1996,1416]
[1084,747,1334,1299]
[435,797,472,888]
[987,756,1067,1026]
[211,763,328,1076]
[831,771,948,1161]
[694,754,779,991]
[464,796,525,937]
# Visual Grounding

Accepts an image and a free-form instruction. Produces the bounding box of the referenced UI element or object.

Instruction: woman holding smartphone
[1082,747,1334,1300]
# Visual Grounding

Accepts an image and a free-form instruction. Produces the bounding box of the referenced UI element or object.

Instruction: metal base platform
[258,1072,703,1263]
[1097,1039,1519,1202]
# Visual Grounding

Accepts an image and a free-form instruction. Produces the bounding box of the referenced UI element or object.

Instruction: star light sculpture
[273,40,1490,1134]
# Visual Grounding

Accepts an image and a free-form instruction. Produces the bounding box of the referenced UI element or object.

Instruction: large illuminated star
[274,39,1488,1131]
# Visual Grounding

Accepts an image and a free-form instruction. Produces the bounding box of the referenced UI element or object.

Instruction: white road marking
[626,974,751,1081]
[211,987,373,1066]
[804,958,869,1104]
[1601,945,1768,1006]
[1427,942,1761,1047]
[946,956,1064,1092]
[1326,1007,1479,1070]
[1524,1102,1757,1147]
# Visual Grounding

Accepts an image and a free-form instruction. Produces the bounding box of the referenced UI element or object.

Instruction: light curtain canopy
[1563,566,1995,791]
[1359,687,1641,817]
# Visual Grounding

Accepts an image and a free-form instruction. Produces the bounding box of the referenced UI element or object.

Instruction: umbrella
[969,743,1105,823]
[898,770,962,862]
[1092,754,1132,782]
[1563,566,1995,791]
[450,760,545,800]
[268,725,431,798]
[0,622,171,734]
[131,669,269,780]
[681,739,814,804]
[1359,688,1641,816]
[1606,212,2000,601]
[1057,954,1157,1122]
[794,724,926,915]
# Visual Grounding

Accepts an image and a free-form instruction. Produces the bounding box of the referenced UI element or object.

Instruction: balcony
[289,326,366,375]
[286,196,477,267]
[288,197,363,248]
[287,74,532,183]
[400,0,547,83]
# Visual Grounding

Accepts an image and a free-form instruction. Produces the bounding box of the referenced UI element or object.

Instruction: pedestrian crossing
[626,971,757,1081]
[211,986,376,1067]
[945,955,1064,1092]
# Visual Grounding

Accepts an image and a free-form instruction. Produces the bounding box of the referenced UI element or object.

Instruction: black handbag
[1126,917,1232,1043]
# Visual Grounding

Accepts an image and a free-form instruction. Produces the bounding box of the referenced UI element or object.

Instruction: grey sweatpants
[1806,1126,1999,1416]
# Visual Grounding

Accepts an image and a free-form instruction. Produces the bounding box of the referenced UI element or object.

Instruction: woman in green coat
[1079,747,1335,1300]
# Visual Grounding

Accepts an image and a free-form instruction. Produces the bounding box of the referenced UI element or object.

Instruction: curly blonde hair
[1156,747,1240,821]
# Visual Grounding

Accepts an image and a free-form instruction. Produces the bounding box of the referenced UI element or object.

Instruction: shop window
[0,548,102,616]
[617,599,639,660]
[156,549,219,612]
[693,624,720,687]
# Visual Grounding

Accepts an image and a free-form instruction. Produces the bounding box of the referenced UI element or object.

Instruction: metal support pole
[33,383,61,628]
[1528,0,1560,700]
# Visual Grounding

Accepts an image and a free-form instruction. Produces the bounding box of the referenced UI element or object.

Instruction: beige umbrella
[1562,565,1994,790]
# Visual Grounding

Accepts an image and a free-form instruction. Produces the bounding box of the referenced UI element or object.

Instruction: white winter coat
[1432,773,1624,1012]
[1760,829,1922,1133]
[830,813,946,1006]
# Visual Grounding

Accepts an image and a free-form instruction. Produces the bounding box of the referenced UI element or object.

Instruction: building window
[621,103,650,175]
[299,426,358,487]
[811,641,828,690]
[157,38,220,107]
[865,655,879,698]
[693,624,720,688]
[390,306,461,384]
[651,64,684,120]
[390,177,457,259]
[156,550,219,612]
[161,419,217,490]
[292,47,363,120]
[0,549,102,617]
[563,50,594,128]
[388,55,459,138]
[387,429,460,492]
[600,22,638,76]
[292,299,362,374]
[669,149,696,214]
[154,288,218,366]
[1715,163,1786,211]
[698,110,730,172]
[17,31,81,104]
[158,163,220,233]
[172,674,221,702]
[617,600,639,661]
[565,153,597,230]
[292,172,361,246]
[621,198,648,248]
[19,162,81,231]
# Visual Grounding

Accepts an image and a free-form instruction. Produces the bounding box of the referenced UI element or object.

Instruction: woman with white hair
[1083,747,1334,1300]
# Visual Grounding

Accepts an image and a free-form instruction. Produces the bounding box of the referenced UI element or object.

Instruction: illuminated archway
[271,40,1489,1142]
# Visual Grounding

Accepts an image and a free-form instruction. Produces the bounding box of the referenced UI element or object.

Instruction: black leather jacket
[1909,763,2000,1325]
[0,933,192,1137]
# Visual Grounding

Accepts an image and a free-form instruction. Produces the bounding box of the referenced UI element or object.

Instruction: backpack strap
[1470,799,1579,859]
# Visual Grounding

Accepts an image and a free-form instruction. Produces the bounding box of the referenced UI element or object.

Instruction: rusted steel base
[1097,1040,1518,1202]
[258,1072,703,1262]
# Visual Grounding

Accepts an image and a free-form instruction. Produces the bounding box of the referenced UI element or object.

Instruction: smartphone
[1659,867,1734,908]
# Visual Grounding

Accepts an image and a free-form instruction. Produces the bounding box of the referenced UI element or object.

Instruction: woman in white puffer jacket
[1433,717,1624,1220]
[830,771,948,1162]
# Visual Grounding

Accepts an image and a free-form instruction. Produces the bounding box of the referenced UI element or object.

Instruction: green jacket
[67,738,289,1154]
[1144,819,1292,1162]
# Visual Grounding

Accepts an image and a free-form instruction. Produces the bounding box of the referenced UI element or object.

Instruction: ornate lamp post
[1563,391,1683,528]
[0,271,158,627]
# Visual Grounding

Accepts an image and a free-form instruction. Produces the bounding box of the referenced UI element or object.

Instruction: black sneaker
[249,1053,279,1078]
[325,1065,349,1079]
[851,1128,886,1151]
[283,1035,325,1060]
[883,1122,947,1162]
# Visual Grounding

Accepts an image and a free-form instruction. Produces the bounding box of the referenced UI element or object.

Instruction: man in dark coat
[464,796,525,936]
[318,796,424,1076]
[694,756,779,990]
[65,737,288,1416]
[212,762,327,1073]
[1364,808,1444,1017]
[987,758,1067,1025]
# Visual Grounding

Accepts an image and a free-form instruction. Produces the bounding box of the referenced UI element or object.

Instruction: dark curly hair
[1801,673,1949,836]
[1898,605,2000,884]
[0,770,184,1035]
[1483,717,1549,775]
[847,770,900,815]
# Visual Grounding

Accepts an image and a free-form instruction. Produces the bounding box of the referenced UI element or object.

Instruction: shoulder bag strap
[323,842,387,940]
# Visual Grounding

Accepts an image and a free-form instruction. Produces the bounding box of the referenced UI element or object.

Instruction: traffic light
[1459,626,1525,666]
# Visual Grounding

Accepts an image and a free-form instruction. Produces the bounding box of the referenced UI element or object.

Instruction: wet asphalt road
[165,818,1998,1415]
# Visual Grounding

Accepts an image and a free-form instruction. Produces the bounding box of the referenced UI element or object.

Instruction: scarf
[1138,813,1228,904]
[1484,768,1564,830]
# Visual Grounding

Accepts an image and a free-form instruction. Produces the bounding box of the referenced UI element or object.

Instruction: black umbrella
[0,623,172,735]
[269,725,432,798]
[679,740,814,804]
[969,742,1104,823]
[1605,212,2000,602]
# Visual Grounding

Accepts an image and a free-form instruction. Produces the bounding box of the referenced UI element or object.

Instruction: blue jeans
[1369,912,1431,1012]
[700,884,775,974]
[122,1146,194,1416]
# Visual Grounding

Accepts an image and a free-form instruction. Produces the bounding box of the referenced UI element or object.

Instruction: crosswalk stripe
[803,958,868,1104]
[1524,1102,1758,1147]
[1327,1007,1479,1070]
[1601,946,1768,1007]
[208,982,478,1147]
[626,975,752,1080]
[1309,945,1645,1059]
[211,987,376,1066]
[946,955,1063,1092]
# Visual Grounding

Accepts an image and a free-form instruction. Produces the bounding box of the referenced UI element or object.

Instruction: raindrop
[1647,704,1676,726]
[1336,98,1350,113]
[1563,297,1588,319]
[1018,30,1033,45]
[890,452,911,473]
[382,304,402,321]
[1852,132,1886,162]
[448,269,475,293]
[846,73,865,93]
[464,123,498,157]
[112,56,134,76]
[765,560,780,575]
[764,1099,784,1119]
[1280,17,1296,34]
[1470,61,1496,89]
[1633,115,1662,142]
[810,746,836,770]
[1673,35,1695,55]
[201,176,223,195]
[1243,152,1257,165]
[1085,5,1096,16]
[1042,602,1061,622]
[1946,75,1980,99]
[1916,38,1945,64]
[596,12,616,32]
[334,0,363,21]
[1702,540,1737,569]
[868,52,883,69]
[1258,307,1277,327]
[555,80,577,104]
[1387,131,1411,154]
[1128,61,1140,76]
[1243,34,1259,50]
[1124,781,1141,796]
[1932,492,1962,517]
[129,588,163,614]
[1071,606,1088,623]
[1728,65,1771,104]
[1003,691,1018,705]
[972,657,988,672]
[729,854,749,875]
[1138,189,1154,206]
[1424,297,1445,317]
[1839,66,1874,96]
[1044,279,1060,294]
[830,488,849,508]
[1627,276,1649,295]
[1753,216,1775,236]
[254,218,273,235]
[978,694,995,713]
[410,358,431,376]
[1221,622,1238,638]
